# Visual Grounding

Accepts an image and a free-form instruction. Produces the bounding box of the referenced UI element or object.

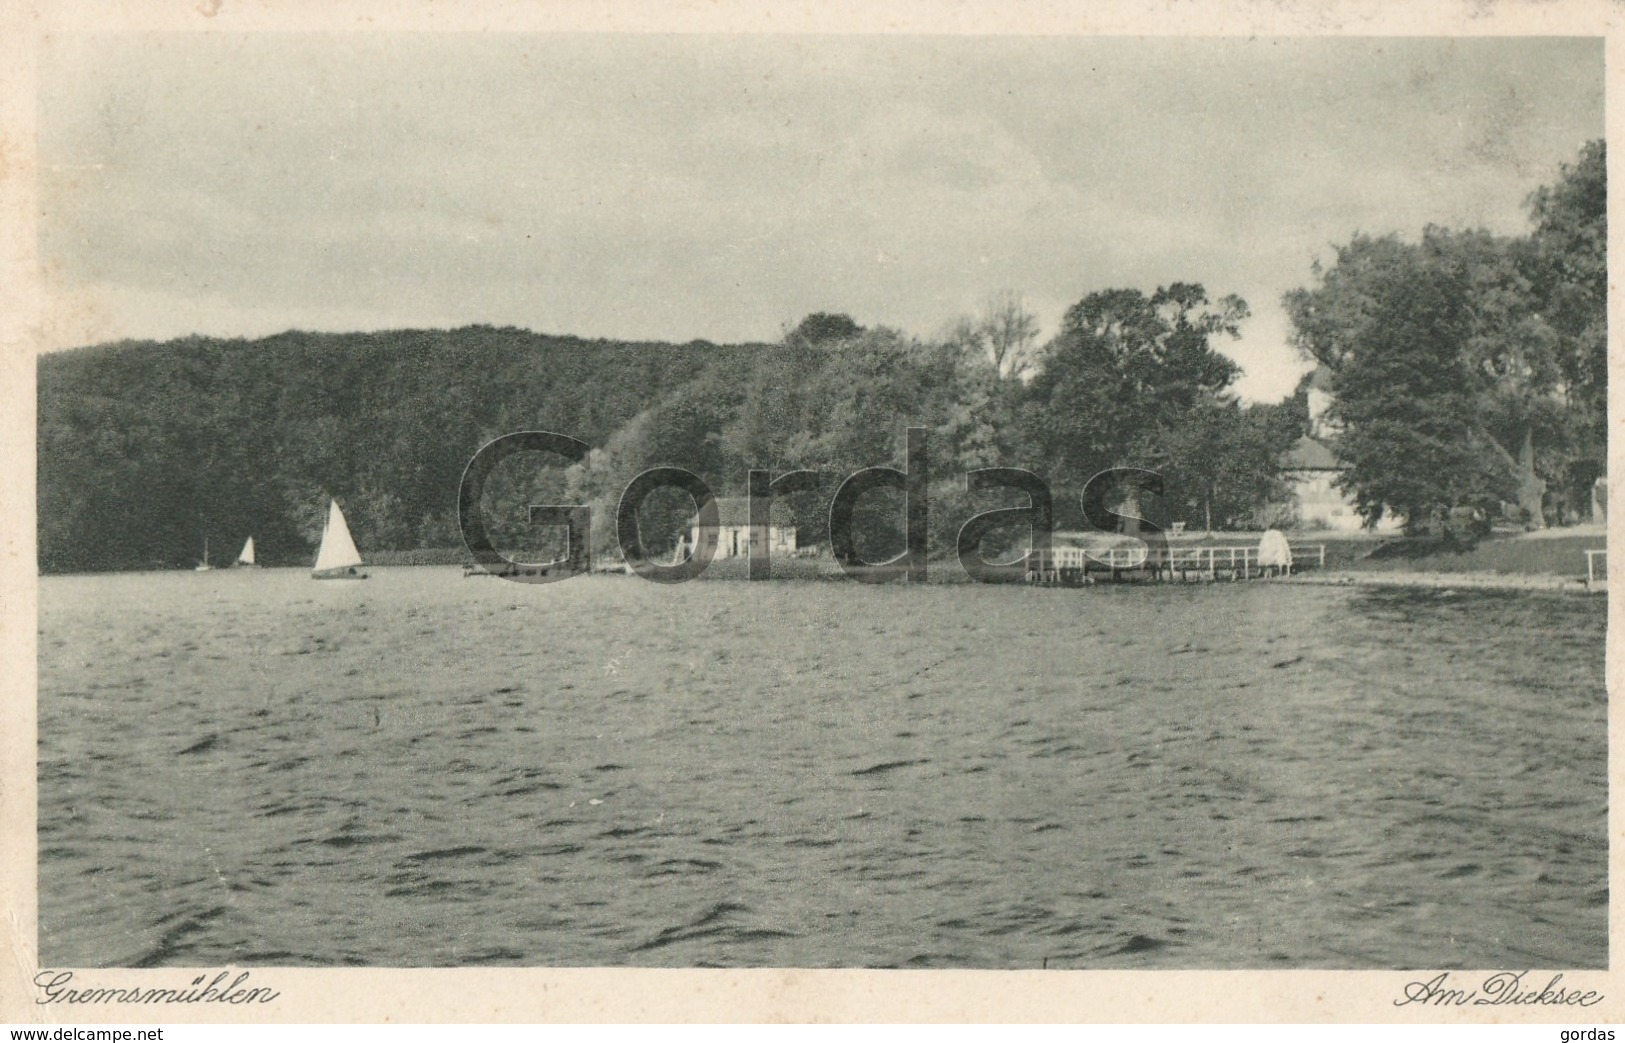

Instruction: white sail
[313,500,364,573]
[237,536,256,565]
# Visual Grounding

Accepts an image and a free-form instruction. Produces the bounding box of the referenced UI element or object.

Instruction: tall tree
[1159,397,1304,532]
[1287,242,1516,533]
[1526,139,1607,515]
[1427,227,1557,524]
[976,290,1042,380]
[1024,284,1252,529]
[1284,140,1606,531]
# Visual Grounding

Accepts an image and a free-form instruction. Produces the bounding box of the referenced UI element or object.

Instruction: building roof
[1282,434,1342,471]
[691,496,795,528]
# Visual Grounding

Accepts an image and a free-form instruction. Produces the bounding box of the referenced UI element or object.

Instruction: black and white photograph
[4,1,1616,1024]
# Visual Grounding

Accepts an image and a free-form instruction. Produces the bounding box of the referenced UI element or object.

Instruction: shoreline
[39,562,1607,594]
[1289,570,1601,594]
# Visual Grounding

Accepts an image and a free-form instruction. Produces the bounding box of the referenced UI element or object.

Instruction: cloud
[35,34,1602,401]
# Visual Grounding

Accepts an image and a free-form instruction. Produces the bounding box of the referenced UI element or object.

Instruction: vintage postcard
[0,0,1618,1026]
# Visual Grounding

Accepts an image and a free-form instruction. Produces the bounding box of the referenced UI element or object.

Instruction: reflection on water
[38,569,1606,968]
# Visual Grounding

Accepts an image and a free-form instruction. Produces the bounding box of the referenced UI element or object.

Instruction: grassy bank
[1340,533,1603,577]
[1174,529,1602,578]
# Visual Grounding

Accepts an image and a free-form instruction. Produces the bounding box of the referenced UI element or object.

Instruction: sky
[37,33,1603,401]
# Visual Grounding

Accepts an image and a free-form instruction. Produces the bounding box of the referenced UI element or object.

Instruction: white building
[1283,366,1399,532]
[1282,434,1387,531]
[686,497,798,559]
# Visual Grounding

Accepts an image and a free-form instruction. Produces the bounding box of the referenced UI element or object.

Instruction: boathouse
[687,497,798,559]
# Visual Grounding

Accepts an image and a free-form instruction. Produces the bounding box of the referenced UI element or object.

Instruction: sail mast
[313,499,364,573]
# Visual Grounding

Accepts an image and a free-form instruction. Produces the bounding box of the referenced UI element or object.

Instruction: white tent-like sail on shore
[1257,529,1293,573]
[312,500,367,579]
[236,536,257,567]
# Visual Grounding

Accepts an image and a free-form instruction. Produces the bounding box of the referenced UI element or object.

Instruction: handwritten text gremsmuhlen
[34,971,279,1005]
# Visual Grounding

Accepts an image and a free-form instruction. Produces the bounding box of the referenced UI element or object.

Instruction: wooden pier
[1025,544,1327,586]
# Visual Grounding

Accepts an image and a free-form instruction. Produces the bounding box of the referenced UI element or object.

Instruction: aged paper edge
[0,0,1618,1024]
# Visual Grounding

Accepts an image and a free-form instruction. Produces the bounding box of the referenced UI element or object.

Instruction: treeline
[528,286,1306,567]
[38,329,750,571]
[1285,140,1606,537]
[38,289,1302,573]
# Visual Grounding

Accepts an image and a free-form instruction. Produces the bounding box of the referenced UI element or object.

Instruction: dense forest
[38,329,756,571]
[37,291,1302,573]
[38,141,1604,574]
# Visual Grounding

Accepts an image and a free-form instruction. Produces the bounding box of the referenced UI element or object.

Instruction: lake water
[37,568,1607,968]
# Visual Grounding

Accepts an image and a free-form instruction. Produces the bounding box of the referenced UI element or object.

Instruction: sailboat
[235,536,259,568]
[194,537,214,572]
[312,500,368,580]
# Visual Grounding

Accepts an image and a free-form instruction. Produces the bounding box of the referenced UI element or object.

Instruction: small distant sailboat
[194,537,214,572]
[312,500,368,580]
[235,536,259,568]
